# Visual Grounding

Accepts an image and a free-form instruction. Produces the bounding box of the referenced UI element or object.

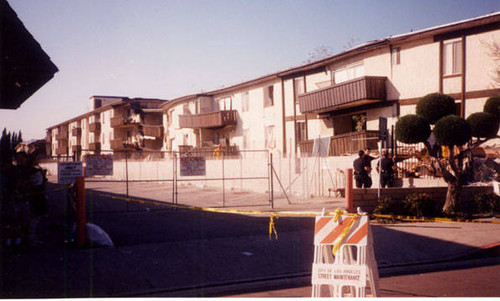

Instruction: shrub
[374,197,407,217]
[402,193,442,218]
[483,96,500,118]
[467,112,500,139]
[395,115,431,144]
[416,93,457,124]
[433,115,471,146]
[472,192,500,215]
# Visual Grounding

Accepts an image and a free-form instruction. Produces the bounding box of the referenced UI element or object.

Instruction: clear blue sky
[1,0,499,140]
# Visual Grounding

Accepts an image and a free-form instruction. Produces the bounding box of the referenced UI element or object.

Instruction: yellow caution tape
[269,213,278,240]
[332,214,359,255]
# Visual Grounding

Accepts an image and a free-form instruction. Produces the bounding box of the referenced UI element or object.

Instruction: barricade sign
[58,161,83,184]
[85,154,113,176]
[311,210,379,298]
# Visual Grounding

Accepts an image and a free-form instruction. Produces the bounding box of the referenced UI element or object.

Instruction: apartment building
[161,12,500,157]
[46,13,500,160]
[46,96,167,160]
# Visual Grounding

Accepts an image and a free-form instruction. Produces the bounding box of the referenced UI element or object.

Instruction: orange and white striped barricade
[311,210,379,297]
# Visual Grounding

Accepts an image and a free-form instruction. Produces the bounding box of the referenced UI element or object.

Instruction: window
[242,91,249,112]
[443,40,463,76]
[295,122,307,142]
[392,47,401,65]
[264,85,274,107]
[264,125,275,148]
[333,62,364,84]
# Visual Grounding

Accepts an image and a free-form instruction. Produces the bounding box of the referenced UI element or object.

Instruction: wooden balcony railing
[56,131,68,140]
[142,125,163,138]
[179,110,237,129]
[71,127,82,136]
[298,76,387,114]
[298,130,379,156]
[110,139,139,150]
[71,145,82,153]
[89,142,101,152]
[89,122,101,133]
[55,147,68,155]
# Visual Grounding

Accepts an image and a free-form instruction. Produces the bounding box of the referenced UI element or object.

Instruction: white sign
[180,156,206,176]
[312,263,367,287]
[85,154,113,176]
[58,161,83,184]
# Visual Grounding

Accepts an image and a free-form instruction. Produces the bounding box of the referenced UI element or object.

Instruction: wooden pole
[345,168,354,213]
[75,176,86,248]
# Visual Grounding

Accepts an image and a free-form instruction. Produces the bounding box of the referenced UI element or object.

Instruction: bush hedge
[416,93,456,124]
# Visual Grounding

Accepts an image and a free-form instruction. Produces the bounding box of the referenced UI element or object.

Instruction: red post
[75,176,86,248]
[345,168,354,213]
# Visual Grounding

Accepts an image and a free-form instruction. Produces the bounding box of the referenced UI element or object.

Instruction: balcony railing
[55,147,68,155]
[298,76,387,114]
[298,130,379,156]
[71,127,82,136]
[89,142,101,152]
[179,110,237,129]
[110,139,139,150]
[71,145,82,153]
[142,126,163,138]
[110,116,141,128]
[56,131,68,140]
[89,122,101,133]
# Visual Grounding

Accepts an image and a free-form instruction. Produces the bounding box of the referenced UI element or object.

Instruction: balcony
[110,139,139,150]
[179,110,237,129]
[142,125,163,138]
[89,122,101,133]
[89,142,101,152]
[110,116,141,128]
[71,127,82,136]
[298,76,387,114]
[71,145,82,153]
[55,147,68,155]
[56,131,68,140]
[298,130,379,156]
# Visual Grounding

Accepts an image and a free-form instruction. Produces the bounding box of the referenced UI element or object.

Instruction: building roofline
[160,11,500,108]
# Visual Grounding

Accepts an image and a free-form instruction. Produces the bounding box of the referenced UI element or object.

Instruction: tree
[395,94,500,215]
[0,128,23,165]
[303,45,333,63]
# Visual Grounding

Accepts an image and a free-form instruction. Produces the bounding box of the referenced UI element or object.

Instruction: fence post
[75,176,86,248]
[270,152,274,209]
[345,168,354,213]
[222,151,225,208]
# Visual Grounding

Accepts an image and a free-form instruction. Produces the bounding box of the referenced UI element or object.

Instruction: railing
[89,142,101,152]
[89,122,101,132]
[110,139,139,150]
[55,147,68,155]
[56,131,68,140]
[71,127,82,136]
[298,76,387,114]
[71,145,82,153]
[298,130,379,156]
[179,110,237,129]
[142,125,163,138]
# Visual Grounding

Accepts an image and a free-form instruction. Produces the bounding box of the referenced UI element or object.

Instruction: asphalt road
[1,182,499,297]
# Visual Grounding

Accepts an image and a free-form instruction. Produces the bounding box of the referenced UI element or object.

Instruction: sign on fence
[85,154,113,176]
[180,156,206,176]
[58,161,83,184]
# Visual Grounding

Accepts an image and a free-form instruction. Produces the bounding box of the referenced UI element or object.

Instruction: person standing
[377,150,395,188]
[353,150,369,188]
[363,148,375,188]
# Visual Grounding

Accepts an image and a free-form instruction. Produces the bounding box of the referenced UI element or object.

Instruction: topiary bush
[467,112,500,139]
[416,93,457,124]
[395,114,431,144]
[433,115,471,146]
[483,96,500,118]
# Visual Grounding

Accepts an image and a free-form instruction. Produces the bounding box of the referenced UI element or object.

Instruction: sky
[1,0,499,140]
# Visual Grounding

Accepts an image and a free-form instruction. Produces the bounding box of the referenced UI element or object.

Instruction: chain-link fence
[41,149,272,212]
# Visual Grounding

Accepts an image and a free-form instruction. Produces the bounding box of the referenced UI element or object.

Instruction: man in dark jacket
[353,150,370,188]
[377,150,396,188]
